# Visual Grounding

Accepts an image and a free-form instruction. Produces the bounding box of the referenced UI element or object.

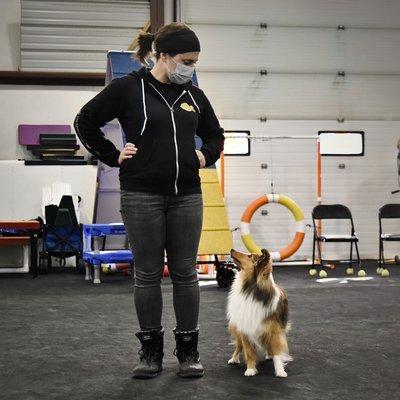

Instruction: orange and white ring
[241,194,305,261]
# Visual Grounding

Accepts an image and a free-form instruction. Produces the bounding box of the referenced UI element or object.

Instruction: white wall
[0,0,20,70]
[0,1,104,160]
[0,85,102,160]
[182,0,400,261]
[221,119,399,260]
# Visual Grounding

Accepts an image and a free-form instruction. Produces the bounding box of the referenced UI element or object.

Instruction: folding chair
[378,204,400,277]
[39,195,83,272]
[311,204,365,277]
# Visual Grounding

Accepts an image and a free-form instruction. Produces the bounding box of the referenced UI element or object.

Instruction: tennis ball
[381,269,390,277]
[376,267,382,275]
[346,268,354,275]
[319,270,328,278]
[309,269,317,276]
[357,270,366,277]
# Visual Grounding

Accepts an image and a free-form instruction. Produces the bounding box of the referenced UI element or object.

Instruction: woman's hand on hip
[118,142,138,165]
[196,150,206,168]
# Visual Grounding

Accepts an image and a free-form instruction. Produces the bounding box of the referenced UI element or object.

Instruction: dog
[227,248,292,377]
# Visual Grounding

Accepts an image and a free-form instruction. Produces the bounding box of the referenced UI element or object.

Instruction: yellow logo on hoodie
[180,102,196,112]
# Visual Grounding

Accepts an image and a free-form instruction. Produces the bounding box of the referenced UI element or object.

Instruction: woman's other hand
[118,142,138,165]
[195,150,206,168]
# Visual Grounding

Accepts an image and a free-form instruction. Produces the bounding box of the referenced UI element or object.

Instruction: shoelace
[138,347,161,363]
[173,348,200,362]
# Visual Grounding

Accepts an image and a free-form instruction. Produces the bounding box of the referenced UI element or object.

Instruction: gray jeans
[120,190,203,331]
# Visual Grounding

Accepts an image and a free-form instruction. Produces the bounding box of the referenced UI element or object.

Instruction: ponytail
[130,31,154,64]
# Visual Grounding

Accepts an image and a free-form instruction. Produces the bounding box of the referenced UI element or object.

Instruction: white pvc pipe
[225,135,319,140]
[85,262,92,281]
[92,237,101,284]
[273,260,314,266]
[93,265,101,284]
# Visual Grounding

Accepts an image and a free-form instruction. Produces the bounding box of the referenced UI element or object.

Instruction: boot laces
[138,346,160,363]
[173,347,200,362]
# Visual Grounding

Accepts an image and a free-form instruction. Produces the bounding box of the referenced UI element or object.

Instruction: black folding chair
[378,204,400,276]
[311,204,365,277]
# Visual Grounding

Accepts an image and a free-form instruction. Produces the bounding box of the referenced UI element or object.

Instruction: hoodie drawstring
[140,78,148,135]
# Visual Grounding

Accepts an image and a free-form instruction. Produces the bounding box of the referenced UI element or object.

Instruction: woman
[74,22,224,379]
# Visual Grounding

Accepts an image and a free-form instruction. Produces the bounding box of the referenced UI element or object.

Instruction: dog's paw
[244,368,258,377]
[275,370,288,378]
[228,357,240,365]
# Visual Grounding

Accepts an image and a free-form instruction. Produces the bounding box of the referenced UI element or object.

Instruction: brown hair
[130,22,192,64]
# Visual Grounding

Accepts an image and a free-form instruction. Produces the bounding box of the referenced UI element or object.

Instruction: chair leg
[317,240,327,278]
[347,241,355,275]
[380,240,390,276]
[350,241,353,265]
[319,241,324,268]
[377,238,383,274]
[381,240,386,270]
[310,235,317,276]
[312,236,315,269]
[354,242,365,276]
[30,232,39,279]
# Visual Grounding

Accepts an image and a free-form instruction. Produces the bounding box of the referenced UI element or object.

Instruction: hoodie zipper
[148,83,187,195]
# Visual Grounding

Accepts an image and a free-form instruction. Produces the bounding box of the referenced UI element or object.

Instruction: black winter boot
[173,328,204,378]
[132,327,164,379]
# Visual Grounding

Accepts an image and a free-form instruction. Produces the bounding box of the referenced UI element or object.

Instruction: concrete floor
[0,261,399,400]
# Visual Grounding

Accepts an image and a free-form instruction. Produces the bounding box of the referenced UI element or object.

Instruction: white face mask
[166,56,195,85]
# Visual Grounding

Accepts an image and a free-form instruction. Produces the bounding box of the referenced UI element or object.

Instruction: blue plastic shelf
[83,250,134,265]
[83,223,126,238]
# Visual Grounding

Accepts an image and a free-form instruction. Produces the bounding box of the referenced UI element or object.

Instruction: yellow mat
[198,169,233,255]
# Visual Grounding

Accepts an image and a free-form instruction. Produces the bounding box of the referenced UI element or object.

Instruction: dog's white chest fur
[227,272,280,342]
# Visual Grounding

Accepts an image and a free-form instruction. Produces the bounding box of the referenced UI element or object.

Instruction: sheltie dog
[227,249,292,377]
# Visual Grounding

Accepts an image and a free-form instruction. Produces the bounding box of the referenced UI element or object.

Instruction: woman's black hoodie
[74,66,224,195]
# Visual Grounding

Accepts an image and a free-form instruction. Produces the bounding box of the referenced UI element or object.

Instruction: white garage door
[20,0,150,72]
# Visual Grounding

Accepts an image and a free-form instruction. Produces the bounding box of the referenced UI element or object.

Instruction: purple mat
[18,124,71,145]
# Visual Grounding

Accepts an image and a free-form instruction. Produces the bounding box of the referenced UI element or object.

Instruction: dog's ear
[261,249,271,263]
[250,253,259,262]
[258,249,271,266]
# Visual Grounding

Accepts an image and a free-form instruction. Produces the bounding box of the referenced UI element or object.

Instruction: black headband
[155,29,201,54]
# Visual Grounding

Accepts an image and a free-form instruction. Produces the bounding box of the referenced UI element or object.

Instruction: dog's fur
[227,249,292,377]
